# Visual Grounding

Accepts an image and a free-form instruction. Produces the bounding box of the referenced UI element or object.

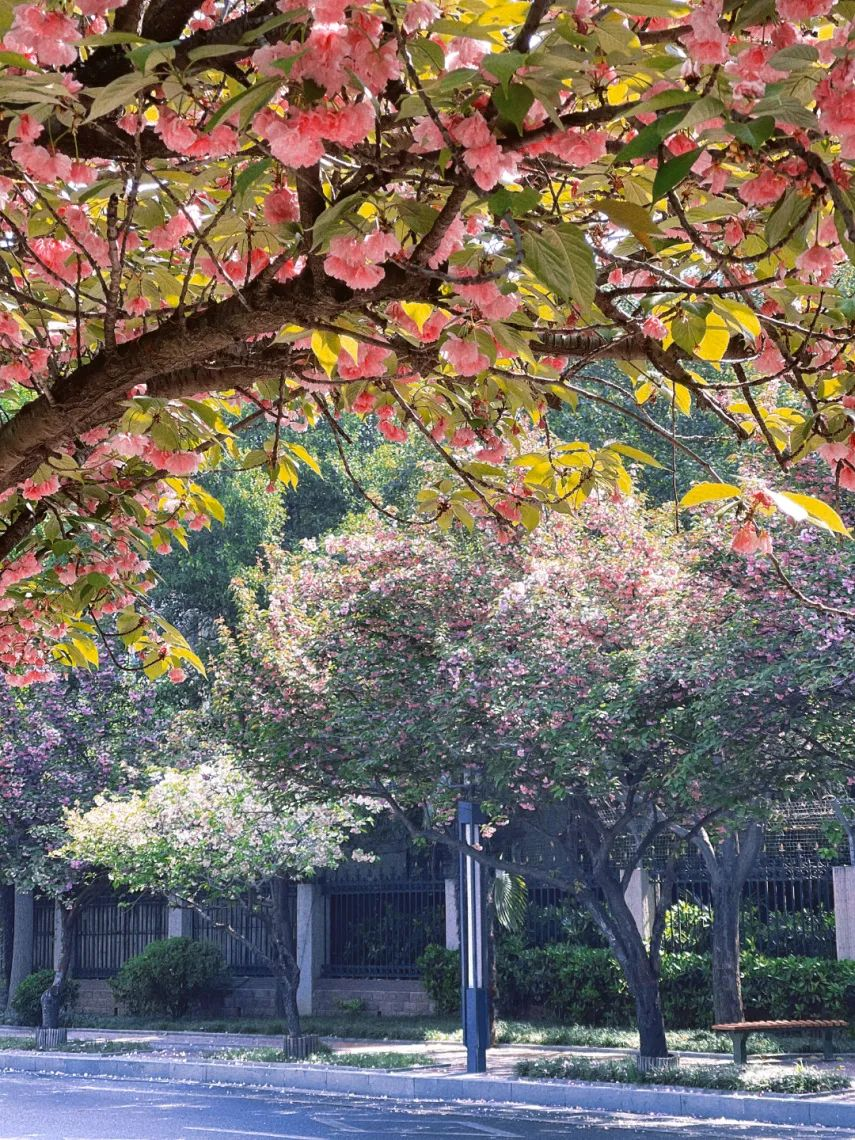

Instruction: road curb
[2,1050,854,1129]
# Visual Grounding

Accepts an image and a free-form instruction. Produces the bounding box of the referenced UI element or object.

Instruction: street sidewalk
[2,1023,855,1130]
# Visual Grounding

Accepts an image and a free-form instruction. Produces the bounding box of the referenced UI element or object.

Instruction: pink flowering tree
[0,665,156,1025]
[217,506,855,1054]
[63,751,368,1036]
[2,0,855,682]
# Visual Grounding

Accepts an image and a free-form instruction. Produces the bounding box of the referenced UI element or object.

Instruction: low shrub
[417,945,459,1016]
[110,937,231,1019]
[10,970,78,1027]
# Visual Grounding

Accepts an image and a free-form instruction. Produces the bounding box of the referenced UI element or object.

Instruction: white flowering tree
[64,754,370,1035]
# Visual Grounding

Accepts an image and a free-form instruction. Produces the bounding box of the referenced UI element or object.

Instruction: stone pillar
[624,868,654,943]
[295,883,325,1017]
[833,866,855,959]
[445,879,460,951]
[6,890,34,1013]
[167,905,193,939]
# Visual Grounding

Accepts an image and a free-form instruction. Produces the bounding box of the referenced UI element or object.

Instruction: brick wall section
[73,976,435,1019]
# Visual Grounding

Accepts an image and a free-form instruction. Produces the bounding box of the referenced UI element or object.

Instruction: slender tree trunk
[40,905,77,1030]
[270,876,301,1037]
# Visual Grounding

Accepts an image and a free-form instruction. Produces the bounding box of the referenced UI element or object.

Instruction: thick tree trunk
[630,962,670,1059]
[710,883,743,1024]
[691,824,763,1027]
[585,874,670,1058]
[6,889,33,1018]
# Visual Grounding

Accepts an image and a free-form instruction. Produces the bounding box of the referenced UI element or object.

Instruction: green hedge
[419,942,855,1028]
[110,937,231,1019]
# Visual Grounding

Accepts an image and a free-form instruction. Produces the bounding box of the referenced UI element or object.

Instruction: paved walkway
[3,1022,855,1085]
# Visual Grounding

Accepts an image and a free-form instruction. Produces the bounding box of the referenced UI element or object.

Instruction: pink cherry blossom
[795,243,842,283]
[731,522,772,555]
[682,0,728,66]
[5,4,79,67]
[263,188,300,225]
[641,316,667,340]
[739,167,788,206]
[777,0,833,18]
[324,230,400,290]
[441,336,490,376]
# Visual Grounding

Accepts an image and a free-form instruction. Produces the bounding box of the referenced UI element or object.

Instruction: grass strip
[516,1054,851,1093]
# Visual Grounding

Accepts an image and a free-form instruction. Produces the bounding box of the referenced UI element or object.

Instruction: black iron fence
[74,894,168,978]
[33,897,55,971]
[190,891,297,976]
[322,879,446,978]
[22,855,844,985]
[662,862,836,959]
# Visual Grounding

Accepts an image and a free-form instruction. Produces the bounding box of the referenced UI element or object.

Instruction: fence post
[625,869,654,943]
[167,905,193,939]
[6,889,33,1013]
[833,866,855,959]
[445,879,460,951]
[296,883,324,1017]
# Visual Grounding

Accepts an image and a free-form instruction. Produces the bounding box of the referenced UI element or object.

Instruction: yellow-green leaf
[679,482,741,508]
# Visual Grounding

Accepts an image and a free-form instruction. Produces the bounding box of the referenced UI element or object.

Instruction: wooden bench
[712,1019,848,1065]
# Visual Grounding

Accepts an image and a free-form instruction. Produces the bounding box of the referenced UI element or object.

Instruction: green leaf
[652,148,704,203]
[235,158,272,201]
[487,186,540,218]
[591,199,662,236]
[494,871,528,933]
[491,82,535,134]
[84,73,150,124]
[615,111,685,162]
[523,224,595,310]
[765,189,811,249]
[203,77,281,132]
[725,116,776,150]
[481,50,527,95]
[311,193,365,249]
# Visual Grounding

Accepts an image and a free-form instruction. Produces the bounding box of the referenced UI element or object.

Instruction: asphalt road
[0,1073,851,1139]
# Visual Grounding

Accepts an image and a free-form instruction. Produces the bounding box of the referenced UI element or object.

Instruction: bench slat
[712,1019,847,1032]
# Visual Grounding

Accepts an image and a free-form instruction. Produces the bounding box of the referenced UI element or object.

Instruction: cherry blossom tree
[0,665,155,1024]
[217,504,855,1055]
[1,0,855,682]
[63,751,370,1035]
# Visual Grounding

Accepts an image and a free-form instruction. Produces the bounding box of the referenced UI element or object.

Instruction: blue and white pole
[457,800,489,1074]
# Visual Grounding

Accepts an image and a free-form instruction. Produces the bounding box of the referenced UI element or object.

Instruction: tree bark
[586,873,670,1058]
[0,885,14,1008]
[6,889,33,1018]
[709,881,743,1023]
[40,904,78,1030]
[270,876,301,1037]
[692,824,764,1025]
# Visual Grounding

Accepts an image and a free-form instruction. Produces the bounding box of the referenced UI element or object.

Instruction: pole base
[35,1028,68,1051]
